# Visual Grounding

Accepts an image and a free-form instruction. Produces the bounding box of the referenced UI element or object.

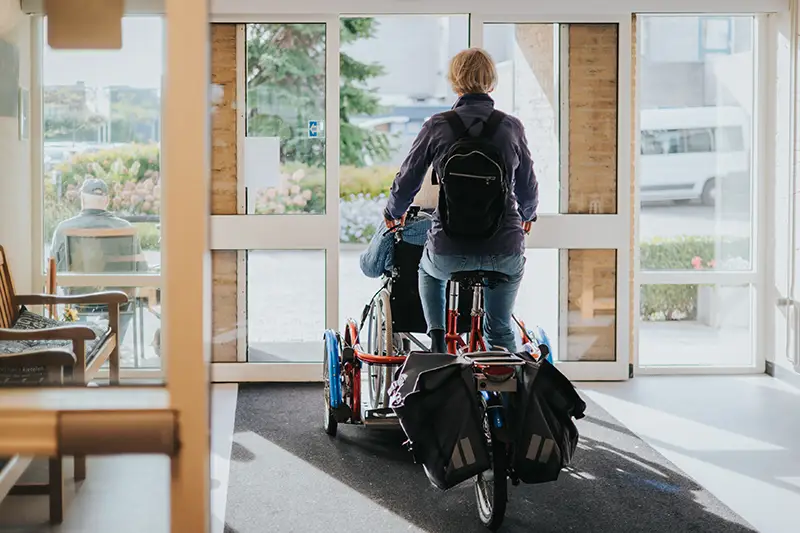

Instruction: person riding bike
[384,47,538,354]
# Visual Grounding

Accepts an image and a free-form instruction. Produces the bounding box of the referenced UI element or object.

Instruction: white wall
[0,13,33,292]
[770,10,796,373]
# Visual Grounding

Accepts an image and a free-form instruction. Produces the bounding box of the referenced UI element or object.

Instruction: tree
[109,88,161,144]
[246,19,390,168]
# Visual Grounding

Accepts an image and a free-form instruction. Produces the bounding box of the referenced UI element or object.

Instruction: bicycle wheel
[474,405,507,530]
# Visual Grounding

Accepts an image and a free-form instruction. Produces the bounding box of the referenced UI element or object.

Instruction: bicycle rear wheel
[475,405,507,530]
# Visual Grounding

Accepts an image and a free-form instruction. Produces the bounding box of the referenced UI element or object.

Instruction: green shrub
[134,223,160,251]
[340,165,396,198]
[640,235,750,321]
[55,144,160,189]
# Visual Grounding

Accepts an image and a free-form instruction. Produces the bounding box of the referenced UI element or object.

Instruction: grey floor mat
[225,384,755,533]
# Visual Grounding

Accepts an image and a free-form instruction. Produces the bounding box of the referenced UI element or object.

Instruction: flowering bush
[55,144,160,190]
[691,256,716,270]
[340,194,386,243]
[252,167,324,214]
[44,144,161,246]
[253,164,396,216]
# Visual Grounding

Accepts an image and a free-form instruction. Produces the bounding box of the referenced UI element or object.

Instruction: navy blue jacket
[385,93,538,256]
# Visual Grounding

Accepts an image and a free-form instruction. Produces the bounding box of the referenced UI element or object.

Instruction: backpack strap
[481,110,507,140]
[442,110,468,139]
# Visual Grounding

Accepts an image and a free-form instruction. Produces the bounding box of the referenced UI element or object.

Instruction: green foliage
[134,223,160,251]
[245,20,390,168]
[43,86,106,141]
[54,144,160,189]
[341,165,396,197]
[640,235,751,321]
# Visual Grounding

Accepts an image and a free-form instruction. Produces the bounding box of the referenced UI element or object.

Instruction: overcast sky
[43,17,164,89]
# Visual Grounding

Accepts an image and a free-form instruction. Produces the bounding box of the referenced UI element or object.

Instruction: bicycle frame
[445,280,486,354]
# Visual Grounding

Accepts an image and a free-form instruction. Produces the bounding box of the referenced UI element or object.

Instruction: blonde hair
[412,169,439,210]
[447,48,498,95]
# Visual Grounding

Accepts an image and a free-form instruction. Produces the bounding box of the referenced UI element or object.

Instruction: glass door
[210,12,632,382]
[634,14,765,373]
[38,15,164,381]
[473,14,633,381]
[210,16,340,381]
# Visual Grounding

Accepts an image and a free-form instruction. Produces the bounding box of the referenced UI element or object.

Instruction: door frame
[633,14,772,375]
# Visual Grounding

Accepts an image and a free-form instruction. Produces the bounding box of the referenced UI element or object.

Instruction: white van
[639,106,750,205]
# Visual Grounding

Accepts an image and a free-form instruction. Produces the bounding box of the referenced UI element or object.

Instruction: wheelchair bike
[322,208,552,530]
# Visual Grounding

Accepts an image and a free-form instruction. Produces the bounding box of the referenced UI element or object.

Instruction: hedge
[640,235,751,321]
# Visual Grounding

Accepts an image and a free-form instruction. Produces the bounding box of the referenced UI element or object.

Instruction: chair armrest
[0,348,76,368]
[16,291,129,306]
[0,326,96,341]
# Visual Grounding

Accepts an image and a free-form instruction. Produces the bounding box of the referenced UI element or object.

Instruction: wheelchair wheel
[366,289,394,410]
[475,400,507,531]
[322,331,339,437]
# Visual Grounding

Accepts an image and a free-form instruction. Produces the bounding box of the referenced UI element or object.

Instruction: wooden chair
[61,226,147,350]
[0,245,127,523]
[61,227,147,276]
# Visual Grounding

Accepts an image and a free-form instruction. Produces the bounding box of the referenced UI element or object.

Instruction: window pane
[53,285,162,371]
[519,249,617,362]
[483,23,560,213]
[245,23,326,215]
[639,284,753,367]
[638,15,754,272]
[247,250,325,362]
[338,15,469,244]
[43,17,162,274]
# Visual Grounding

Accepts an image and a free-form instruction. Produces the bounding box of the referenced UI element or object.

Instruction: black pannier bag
[389,352,490,490]
[511,355,587,484]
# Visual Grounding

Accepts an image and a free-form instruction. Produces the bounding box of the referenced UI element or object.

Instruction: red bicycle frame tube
[446,283,486,355]
[346,318,407,365]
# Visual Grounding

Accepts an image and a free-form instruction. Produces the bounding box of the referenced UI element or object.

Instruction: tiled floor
[583,375,800,533]
[1,376,797,532]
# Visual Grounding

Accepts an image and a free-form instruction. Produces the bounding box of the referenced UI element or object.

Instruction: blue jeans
[418,247,525,351]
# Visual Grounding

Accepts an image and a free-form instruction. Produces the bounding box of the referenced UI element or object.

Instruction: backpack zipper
[450,172,497,182]
[444,150,504,183]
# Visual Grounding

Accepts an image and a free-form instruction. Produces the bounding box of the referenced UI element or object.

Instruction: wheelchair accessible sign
[308,120,324,138]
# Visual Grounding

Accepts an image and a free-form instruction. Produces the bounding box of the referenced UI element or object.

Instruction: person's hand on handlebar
[385,213,407,231]
[522,215,537,235]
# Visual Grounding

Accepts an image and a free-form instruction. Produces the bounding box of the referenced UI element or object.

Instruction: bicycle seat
[451,270,510,289]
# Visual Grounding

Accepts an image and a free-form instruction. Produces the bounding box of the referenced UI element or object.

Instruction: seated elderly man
[49,178,148,341]
[50,178,149,274]
[360,171,438,278]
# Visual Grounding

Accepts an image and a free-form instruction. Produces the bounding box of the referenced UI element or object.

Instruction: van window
[641,129,683,155]
[715,126,745,152]
[684,129,714,153]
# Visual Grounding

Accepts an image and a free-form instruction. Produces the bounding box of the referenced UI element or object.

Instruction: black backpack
[435,109,509,241]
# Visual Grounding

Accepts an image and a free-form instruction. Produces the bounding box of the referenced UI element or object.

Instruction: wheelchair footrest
[363,408,400,427]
